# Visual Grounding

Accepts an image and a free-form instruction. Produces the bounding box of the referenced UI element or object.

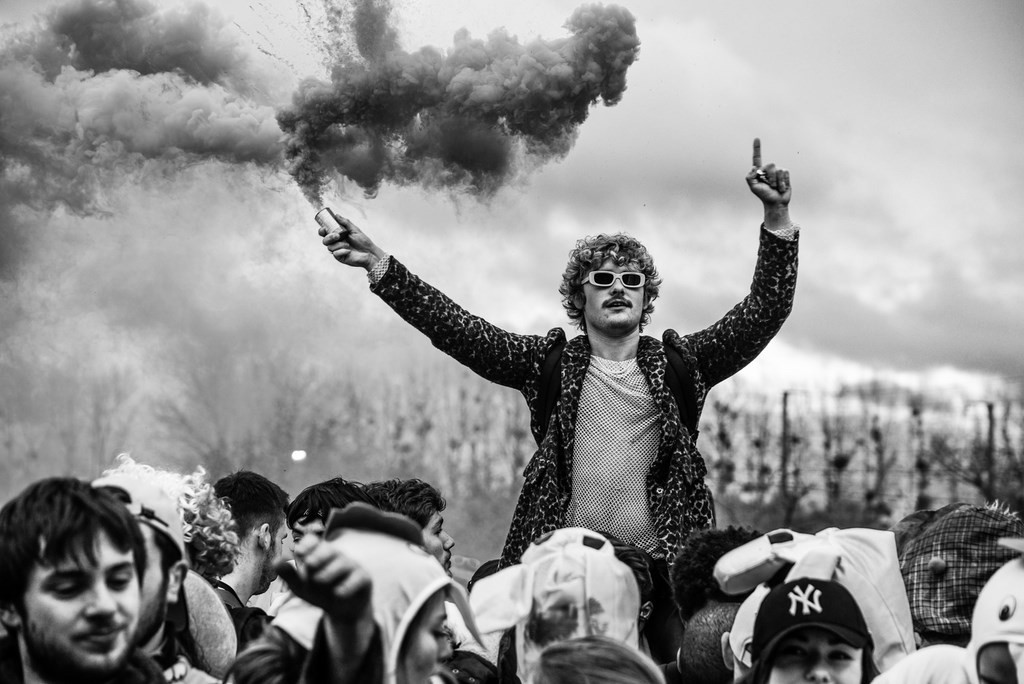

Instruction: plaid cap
[751,578,871,662]
[897,503,1024,640]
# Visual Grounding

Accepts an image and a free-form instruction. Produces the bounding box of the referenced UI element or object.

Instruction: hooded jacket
[0,636,165,684]
[273,505,482,684]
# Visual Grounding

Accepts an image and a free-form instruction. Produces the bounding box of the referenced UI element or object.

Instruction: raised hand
[276,535,372,624]
[316,208,387,271]
[745,138,792,207]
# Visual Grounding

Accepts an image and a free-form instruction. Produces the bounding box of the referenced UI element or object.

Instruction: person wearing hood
[229,503,482,684]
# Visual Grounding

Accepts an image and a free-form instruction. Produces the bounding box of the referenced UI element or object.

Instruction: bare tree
[153,343,355,479]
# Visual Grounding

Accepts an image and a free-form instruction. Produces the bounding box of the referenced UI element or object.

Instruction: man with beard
[0,477,162,684]
[211,470,290,649]
[92,474,220,684]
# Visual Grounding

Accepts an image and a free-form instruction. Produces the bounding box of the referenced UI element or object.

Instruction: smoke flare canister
[315,207,343,232]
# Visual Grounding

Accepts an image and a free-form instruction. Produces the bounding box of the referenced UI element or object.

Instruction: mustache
[604,298,632,308]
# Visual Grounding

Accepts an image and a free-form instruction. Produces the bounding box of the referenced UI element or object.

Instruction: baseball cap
[751,578,871,662]
[93,473,186,562]
[469,528,641,682]
[729,584,769,668]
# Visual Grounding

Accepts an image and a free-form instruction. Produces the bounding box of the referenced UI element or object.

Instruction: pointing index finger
[752,138,762,168]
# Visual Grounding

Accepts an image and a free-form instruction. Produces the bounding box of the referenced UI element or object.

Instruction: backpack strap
[536,339,699,443]
[535,339,566,444]
[663,343,699,439]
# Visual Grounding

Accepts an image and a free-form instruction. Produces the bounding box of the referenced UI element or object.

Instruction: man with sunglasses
[316,139,798,658]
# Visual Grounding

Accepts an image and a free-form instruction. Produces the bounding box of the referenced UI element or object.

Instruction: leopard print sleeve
[681,226,799,388]
[370,257,553,391]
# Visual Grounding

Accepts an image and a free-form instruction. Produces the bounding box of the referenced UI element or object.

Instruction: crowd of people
[2,139,1022,684]
[2,462,1023,684]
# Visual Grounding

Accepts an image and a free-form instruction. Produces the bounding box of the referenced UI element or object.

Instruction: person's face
[255,522,290,595]
[579,258,647,337]
[977,642,1018,684]
[397,592,450,684]
[3,530,140,683]
[422,511,454,576]
[134,525,170,647]
[765,627,863,684]
[291,518,325,547]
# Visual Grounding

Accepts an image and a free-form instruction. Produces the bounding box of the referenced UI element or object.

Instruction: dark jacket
[209,578,270,650]
[0,635,165,684]
[372,228,798,566]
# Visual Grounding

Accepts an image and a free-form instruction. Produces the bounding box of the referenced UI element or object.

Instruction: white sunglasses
[586,270,646,288]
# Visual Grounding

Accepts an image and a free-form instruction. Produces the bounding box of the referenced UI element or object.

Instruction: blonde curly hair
[102,454,239,579]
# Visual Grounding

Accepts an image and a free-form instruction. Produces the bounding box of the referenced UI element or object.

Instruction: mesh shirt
[566,355,660,555]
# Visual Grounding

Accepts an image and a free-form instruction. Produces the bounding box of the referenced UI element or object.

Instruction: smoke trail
[0,0,288,278]
[0,0,284,193]
[11,0,253,89]
[277,1,641,205]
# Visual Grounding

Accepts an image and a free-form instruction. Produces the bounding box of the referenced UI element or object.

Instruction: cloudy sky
[1,0,1021,427]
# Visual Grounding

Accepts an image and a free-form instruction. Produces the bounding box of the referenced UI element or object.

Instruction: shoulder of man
[208,578,244,610]
[658,661,685,684]
[231,605,271,649]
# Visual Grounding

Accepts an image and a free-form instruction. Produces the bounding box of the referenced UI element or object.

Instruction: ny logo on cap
[788,583,823,616]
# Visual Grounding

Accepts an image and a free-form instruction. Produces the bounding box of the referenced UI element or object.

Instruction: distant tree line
[2,343,1021,560]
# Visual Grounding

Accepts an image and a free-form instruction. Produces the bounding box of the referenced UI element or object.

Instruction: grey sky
[1,0,1021,401]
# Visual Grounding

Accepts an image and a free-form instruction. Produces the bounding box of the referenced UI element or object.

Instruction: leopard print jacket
[371,227,799,567]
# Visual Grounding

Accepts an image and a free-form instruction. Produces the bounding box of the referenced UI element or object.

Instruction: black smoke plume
[0,0,640,280]
[277,1,640,205]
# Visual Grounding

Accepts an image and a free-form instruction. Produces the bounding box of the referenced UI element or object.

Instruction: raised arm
[678,138,799,387]
[276,536,376,684]
[746,137,795,234]
[315,208,559,391]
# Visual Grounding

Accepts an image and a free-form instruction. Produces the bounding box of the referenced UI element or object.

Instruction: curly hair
[559,233,662,332]
[670,525,762,620]
[103,453,240,580]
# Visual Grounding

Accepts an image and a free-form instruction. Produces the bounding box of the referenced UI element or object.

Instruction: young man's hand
[317,209,387,271]
[745,138,792,207]
[277,535,372,624]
